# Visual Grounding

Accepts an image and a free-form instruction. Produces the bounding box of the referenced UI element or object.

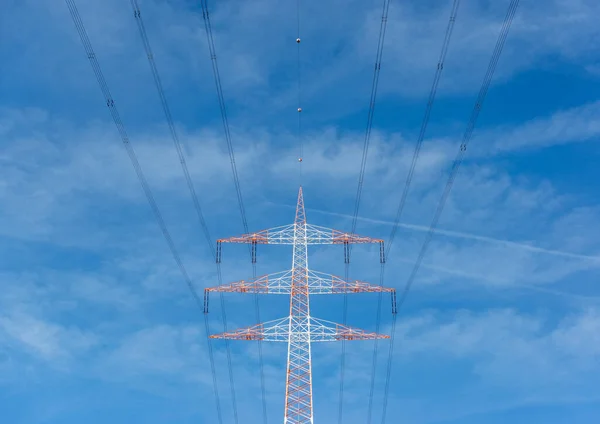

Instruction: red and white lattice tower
[204,187,396,423]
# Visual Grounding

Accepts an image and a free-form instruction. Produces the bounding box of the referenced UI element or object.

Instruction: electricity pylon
[204,187,396,424]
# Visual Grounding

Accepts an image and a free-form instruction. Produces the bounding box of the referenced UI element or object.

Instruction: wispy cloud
[0,312,98,364]
[486,100,600,153]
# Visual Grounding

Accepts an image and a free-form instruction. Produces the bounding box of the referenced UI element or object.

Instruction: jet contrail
[296,206,600,262]
[268,202,600,300]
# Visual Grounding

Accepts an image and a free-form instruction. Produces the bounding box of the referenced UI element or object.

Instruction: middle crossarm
[209,316,390,342]
[205,270,395,295]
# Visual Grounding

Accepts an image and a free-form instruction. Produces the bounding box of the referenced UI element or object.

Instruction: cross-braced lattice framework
[205,187,396,424]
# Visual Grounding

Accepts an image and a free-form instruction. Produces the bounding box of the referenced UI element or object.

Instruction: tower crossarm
[309,317,390,341]
[209,317,291,342]
[217,224,295,244]
[205,270,293,294]
[217,224,383,245]
[307,270,395,294]
[307,224,383,245]
[209,316,389,342]
[204,269,395,295]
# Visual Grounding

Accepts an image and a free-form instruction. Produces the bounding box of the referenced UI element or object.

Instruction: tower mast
[285,187,313,422]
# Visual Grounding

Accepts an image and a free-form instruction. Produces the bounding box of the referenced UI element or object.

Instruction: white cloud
[100,324,205,380]
[396,307,600,385]
[486,101,600,153]
[0,312,97,364]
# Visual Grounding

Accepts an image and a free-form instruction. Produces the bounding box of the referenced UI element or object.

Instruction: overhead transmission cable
[64,1,225,423]
[198,1,268,423]
[379,1,520,423]
[395,0,520,312]
[339,1,391,423]
[372,3,462,421]
[127,1,242,423]
[362,1,461,422]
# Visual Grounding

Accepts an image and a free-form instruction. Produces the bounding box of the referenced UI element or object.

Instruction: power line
[387,0,460,248]
[63,1,225,422]
[339,1,392,423]
[397,0,520,313]
[127,1,240,422]
[199,0,249,233]
[367,2,462,423]
[204,315,224,423]
[198,1,268,423]
[380,1,520,422]
[129,0,213,251]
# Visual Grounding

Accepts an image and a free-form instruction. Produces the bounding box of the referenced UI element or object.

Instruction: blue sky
[1,0,600,423]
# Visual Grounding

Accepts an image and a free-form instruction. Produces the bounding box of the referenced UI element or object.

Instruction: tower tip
[295,186,306,225]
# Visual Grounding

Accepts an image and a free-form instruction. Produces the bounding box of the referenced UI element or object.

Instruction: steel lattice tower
[205,187,396,423]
